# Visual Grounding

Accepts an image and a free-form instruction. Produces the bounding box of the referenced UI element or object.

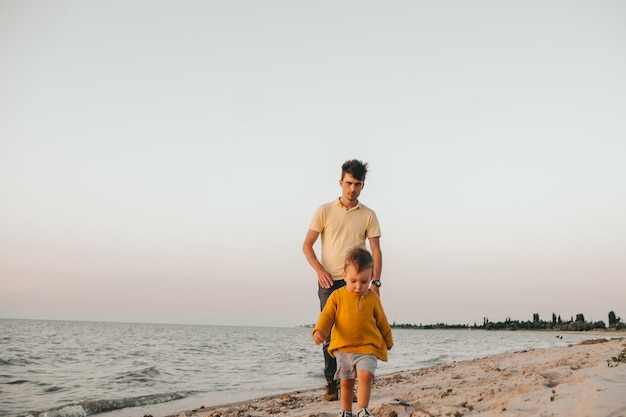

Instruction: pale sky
[1,0,625,327]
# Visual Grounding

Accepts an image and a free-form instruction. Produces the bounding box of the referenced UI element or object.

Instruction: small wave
[26,405,87,417]
[6,379,30,384]
[81,391,193,414]
[0,357,39,366]
[43,385,66,393]
[417,355,449,366]
[113,365,160,382]
[27,391,194,417]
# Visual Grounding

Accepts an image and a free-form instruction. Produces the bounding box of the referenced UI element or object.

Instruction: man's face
[339,173,364,203]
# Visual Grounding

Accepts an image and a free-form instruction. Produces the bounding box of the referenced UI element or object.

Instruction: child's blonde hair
[345,247,374,273]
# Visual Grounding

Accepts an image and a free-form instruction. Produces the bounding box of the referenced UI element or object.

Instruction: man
[303,159,382,402]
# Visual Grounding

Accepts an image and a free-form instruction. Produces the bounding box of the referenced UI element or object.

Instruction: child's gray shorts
[333,351,378,380]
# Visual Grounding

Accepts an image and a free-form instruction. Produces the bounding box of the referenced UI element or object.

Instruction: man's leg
[318,280,345,401]
[323,335,337,381]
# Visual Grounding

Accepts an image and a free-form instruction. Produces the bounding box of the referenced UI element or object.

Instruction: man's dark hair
[341,159,369,181]
[344,246,374,273]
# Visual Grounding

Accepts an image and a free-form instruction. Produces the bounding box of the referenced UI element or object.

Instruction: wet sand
[167,337,626,417]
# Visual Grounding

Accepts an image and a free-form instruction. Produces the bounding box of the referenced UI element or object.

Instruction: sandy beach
[167,336,626,417]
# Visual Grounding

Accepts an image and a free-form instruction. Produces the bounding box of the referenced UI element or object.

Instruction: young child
[312,247,394,417]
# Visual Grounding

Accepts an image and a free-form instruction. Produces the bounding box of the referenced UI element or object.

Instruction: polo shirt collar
[335,198,361,210]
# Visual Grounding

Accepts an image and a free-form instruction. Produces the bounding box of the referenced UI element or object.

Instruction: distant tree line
[391,310,623,331]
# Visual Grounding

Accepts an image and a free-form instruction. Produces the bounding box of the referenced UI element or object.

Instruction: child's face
[343,264,373,297]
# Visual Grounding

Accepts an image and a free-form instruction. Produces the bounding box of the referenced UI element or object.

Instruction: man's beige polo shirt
[309,199,381,280]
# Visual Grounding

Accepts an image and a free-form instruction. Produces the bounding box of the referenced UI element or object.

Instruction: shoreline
[166,337,626,417]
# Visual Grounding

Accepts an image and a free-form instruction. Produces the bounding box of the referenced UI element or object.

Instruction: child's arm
[312,291,338,345]
[312,329,326,345]
[374,301,394,350]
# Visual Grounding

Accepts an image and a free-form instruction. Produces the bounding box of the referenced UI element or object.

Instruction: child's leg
[355,370,373,410]
[340,378,355,412]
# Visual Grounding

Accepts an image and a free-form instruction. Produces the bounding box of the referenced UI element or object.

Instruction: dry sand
[168,337,626,417]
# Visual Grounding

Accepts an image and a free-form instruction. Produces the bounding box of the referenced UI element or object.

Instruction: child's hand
[313,330,325,345]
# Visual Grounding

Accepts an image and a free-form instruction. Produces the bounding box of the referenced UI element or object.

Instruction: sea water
[0,319,606,417]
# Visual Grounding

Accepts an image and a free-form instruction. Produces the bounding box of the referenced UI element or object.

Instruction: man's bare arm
[369,236,382,294]
[303,229,334,289]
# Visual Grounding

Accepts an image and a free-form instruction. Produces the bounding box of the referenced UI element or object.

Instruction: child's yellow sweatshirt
[313,287,393,361]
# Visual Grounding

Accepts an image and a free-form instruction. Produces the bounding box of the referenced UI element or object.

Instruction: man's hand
[317,268,334,289]
[303,229,335,288]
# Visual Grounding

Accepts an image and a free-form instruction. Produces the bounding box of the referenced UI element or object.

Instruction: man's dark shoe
[324,380,338,401]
